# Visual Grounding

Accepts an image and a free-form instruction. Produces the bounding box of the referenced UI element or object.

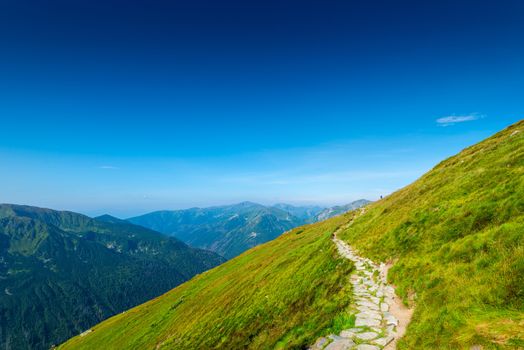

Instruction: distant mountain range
[313,199,371,222]
[0,204,224,350]
[128,200,370,258]
[271,203,325,222]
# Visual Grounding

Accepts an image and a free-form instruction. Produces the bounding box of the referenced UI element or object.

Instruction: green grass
[61,120,524,350]
[59,215,354,350]
[338,120,524,349]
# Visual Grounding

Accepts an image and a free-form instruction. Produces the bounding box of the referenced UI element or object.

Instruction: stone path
[310,215,411,350]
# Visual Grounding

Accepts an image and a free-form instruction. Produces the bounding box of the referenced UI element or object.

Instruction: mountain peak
[95,214,125,224]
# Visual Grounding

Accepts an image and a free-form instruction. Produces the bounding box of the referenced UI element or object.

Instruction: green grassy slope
[339,120,524,349]
[60,215,354,350]
[61,120,523,350]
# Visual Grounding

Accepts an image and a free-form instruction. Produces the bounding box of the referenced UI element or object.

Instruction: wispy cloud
[99,165,119,170]
[436,114,483,126]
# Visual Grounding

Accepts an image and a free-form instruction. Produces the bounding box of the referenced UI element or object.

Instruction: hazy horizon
[1,0,522,217]
[3,125,515,217]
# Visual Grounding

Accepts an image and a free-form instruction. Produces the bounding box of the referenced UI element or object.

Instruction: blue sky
[0,0,523,217]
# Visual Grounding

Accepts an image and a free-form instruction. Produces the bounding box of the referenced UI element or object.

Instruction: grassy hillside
[61,120,523,350]
[60,215,355,350]
[0,205,224,350]
[338,120,524,348]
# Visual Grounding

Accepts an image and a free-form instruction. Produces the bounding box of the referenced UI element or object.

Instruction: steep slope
[0,205,224,350]
[337,120,524,349]
[62,120,523,350]
[314,199,371,222]
[60,215,355,350]
[128,202,304,258]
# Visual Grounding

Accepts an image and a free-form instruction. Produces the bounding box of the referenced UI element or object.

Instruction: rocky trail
[310,213,413,350]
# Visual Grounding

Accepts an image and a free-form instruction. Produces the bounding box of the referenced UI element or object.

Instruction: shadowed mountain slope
[128,202,304,259]
[129,200,369,259]
[0,205,224,350]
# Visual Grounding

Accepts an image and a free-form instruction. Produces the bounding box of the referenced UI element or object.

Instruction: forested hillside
[0,205,224,349]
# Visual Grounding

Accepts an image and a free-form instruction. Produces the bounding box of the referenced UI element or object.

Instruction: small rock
[385,315,398,326]
[386,324,396,335]
[380,302,389,312]
[80,329,92,337]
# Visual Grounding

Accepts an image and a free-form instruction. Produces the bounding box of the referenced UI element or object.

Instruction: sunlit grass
[339,120,524,349]
[62,120,524,350]
[60,215,354,349]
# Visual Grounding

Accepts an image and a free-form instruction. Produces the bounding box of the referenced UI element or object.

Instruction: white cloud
[436,114,483,126]
[99,165,119,170]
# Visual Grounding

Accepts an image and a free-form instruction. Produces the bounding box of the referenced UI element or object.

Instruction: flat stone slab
[355,331,379,340]
[310,337,328,350]
[368,296,380,304]
[342,327,365,333]
[356,301,380,310]
[324,338,355,350]
[340,330,356,338]
[373,336,394,346]
[356,305,375,313]
[328,334,343,341]
[355,344,380,350]
[355,317,381,327]
[356,311,382,320]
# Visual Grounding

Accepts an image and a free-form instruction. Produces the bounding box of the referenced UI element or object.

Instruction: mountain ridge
[0,204,225,350]
[128,200,370,258]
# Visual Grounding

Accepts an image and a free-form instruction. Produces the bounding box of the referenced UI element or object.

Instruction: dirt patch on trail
[380,262,414,350]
